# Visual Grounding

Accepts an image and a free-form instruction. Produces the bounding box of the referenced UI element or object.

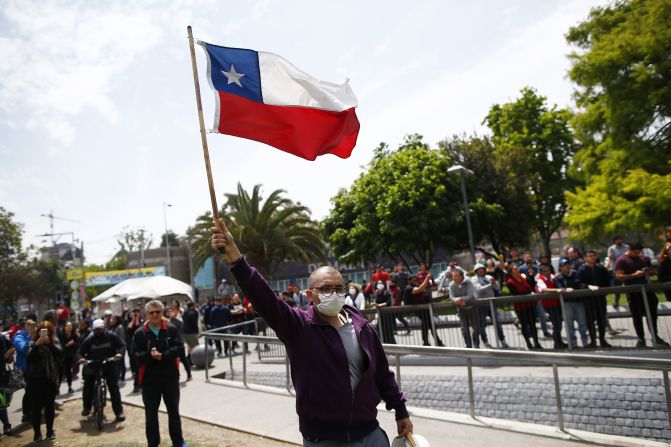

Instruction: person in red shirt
[535,265,568,349]
[370,265,391,289]
[506,264,542,350]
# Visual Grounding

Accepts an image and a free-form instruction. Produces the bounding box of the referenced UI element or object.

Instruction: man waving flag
[199,41,360,160]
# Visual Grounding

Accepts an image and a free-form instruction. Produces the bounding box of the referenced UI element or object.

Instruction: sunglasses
[147,310,163,315]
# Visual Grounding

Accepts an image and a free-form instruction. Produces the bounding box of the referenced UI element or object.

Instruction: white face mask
[316,293,345,316]
[349,288,356,296]
[376,284,385,291]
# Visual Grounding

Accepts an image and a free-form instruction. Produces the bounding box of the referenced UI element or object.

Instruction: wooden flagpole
[187,25,220,224]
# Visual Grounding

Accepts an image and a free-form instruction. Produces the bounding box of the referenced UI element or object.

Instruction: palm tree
[189,183,326,279]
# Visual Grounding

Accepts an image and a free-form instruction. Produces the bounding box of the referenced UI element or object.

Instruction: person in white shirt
[345,283,366,310]
[470,264,508,348]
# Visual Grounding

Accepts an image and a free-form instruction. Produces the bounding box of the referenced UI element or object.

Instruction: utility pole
[163,202,172,276]
[138,229,146,270]
[447,165,476,267]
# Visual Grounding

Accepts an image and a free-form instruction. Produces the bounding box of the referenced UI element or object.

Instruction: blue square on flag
[203,43,262,104]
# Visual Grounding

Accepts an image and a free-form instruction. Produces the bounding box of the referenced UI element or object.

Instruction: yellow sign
[66,268,84,280]
[85,266,166,286]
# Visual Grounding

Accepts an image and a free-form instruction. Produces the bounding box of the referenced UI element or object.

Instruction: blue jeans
[564,301,588,347]
[303,427,389,446]
[478,305,506,344]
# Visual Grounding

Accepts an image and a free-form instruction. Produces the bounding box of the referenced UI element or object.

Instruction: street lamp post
[163,202,172,276]
[447,165,476,267]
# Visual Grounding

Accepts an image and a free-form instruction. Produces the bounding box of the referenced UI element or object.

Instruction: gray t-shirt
[337,317,366,391]
[608,244,629,270]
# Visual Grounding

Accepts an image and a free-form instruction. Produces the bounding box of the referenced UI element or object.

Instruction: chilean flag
[199,42,360,160]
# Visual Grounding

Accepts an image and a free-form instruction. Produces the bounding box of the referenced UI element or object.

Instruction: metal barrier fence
[200,330,671,434]
[230,282,671,362]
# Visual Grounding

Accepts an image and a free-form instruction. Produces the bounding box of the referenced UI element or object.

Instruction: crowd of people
[1,235,669,445]
[0,298,194,446]
[443,239,671,351]
[247,238,671,353]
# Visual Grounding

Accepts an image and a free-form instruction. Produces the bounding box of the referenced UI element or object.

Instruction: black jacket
[0,336,9,386]
[132,321,183,385]
[555,272,586,302]
[182,308,199,335]
[26,342,62,387]
[79,329,125,362]
[58,331,79,360]
[577,264,612,288]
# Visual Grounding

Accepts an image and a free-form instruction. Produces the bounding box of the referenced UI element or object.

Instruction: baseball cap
[558,258,571,267]
[103,309,113,316]
[473,263,486,271]
[92,319,105,330]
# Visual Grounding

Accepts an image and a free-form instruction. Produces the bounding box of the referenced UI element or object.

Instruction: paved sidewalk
[115,358,664,447]
[4,356,666,446]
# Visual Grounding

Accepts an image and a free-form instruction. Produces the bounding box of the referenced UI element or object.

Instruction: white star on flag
[222,65,245,87]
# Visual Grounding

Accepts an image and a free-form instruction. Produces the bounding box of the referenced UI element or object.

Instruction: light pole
[447,165,476,266]
[163,202,172,276]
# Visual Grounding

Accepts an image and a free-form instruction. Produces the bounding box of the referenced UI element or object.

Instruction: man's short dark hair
[629,241,643,250]
[586,249,598,256]
[613,235,623,242]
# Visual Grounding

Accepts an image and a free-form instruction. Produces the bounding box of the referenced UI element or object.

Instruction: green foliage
[0,208,63,313]
[565,0,671,241]
[159,230,180,248]
[323,134,463,266]
[189,184,327,278]
[438,134,534,252]
[484,87,578,254]
[187,212,215,277]
[0,206,25,269]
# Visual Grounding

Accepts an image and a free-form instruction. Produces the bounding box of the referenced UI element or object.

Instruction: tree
[0,207,25,269]
[484,87,578,255]
[186,212,216,277]
[159,231,181,248]
[0,207,62,314]
[438,134,534,253]
[564,0,671,241]
[107,227,154,269]
[323,134,463,267]
[189,184,327,278]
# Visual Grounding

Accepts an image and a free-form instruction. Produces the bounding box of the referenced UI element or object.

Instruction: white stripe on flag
[258,51,358,112]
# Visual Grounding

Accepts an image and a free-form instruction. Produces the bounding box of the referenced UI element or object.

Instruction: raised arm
[211,218,304,342]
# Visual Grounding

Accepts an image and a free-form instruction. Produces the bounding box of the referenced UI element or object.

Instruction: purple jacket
[231,257,408,442]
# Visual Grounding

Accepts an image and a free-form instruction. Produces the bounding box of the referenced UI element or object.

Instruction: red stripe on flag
[216,92,359,160]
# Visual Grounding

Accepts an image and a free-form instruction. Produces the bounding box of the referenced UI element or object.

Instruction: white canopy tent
[92,276,194,303]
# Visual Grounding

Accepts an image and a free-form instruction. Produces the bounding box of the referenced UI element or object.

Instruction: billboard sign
[85,266,166,287]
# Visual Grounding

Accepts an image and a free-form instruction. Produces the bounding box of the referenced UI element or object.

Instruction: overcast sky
[0,0,604,265]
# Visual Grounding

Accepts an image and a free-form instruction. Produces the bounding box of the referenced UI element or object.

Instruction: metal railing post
[229,337,234,378]
[467,358,475,419]
[489,300,501,348]
[395,354,402,391]
[204,335,209,381]
[663,370,671,431]
[559,292,571,351]
[242,342,248,387]
[428,303,438,346]
[553,364,565,431]
[376,308,382,336]
[640,285,657,344]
